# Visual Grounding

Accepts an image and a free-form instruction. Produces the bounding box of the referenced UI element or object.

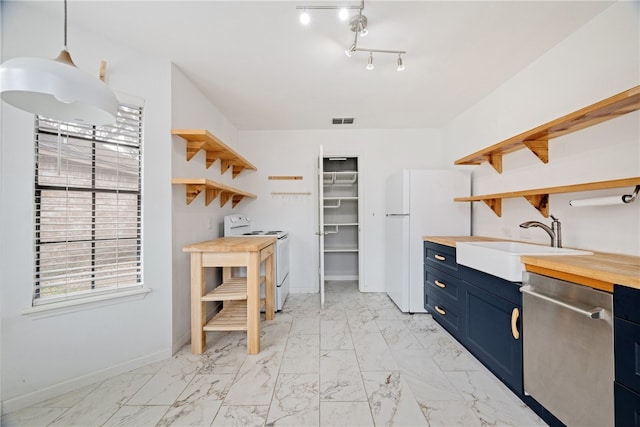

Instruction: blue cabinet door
[615,382,640,427]
[462,280,523,394]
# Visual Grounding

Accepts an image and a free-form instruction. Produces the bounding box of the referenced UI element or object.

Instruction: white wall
[236,129,447,293]
[1,2,173,412]
[170,65,243,352]
[444,1,640,256]
[0,1,3,416]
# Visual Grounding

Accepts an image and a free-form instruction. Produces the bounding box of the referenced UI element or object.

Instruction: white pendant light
[0,0,118,125]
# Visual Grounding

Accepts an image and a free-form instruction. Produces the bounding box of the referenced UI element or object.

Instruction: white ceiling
[22,1,613,130]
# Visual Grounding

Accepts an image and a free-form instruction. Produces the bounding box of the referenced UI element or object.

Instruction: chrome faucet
[519,214,562,248]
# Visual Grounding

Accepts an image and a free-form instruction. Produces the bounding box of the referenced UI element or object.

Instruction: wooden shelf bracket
[524,194,549,217]
[484,154,503,174]
[523,139,549,164]
[482,198,502,217]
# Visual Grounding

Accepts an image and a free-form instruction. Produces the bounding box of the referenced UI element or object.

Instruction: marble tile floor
[3,281,548,427]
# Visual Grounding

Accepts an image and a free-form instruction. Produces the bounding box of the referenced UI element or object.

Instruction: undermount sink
[456,241,593,282]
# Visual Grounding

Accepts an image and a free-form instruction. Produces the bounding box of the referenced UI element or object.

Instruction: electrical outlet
[207,218,213,230]
[502,226,512,237]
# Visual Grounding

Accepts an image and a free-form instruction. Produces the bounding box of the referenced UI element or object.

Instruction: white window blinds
[34,103,143,305]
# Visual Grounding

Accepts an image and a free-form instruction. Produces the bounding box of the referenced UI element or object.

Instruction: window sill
[22,287,152,319]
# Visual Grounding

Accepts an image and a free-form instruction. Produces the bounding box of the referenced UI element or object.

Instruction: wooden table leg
[265,249,275,321]
[246,251,260,354]
[190,253,206,354]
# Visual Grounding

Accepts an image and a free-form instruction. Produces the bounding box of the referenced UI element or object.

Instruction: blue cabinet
[423,242,522,393]
[614,284,640,426]
[423,241,561,426]
[460,265,523,394]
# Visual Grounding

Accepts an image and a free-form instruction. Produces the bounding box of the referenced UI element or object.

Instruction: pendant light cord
[63,0,68,48]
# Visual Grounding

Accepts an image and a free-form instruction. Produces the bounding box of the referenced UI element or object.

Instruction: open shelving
[453,85,640,217]
[454,177,640,217]
[172,178,257,208]
[172,128,257,178]
[321,157,361,282]
[454,85,640,173]
[200,277,266,332]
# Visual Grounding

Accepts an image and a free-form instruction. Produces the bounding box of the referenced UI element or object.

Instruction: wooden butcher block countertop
[183,236,276,253]
[423,236,506,247]
[423,236,640,292]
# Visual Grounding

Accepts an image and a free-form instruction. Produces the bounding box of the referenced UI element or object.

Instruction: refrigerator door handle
[386,213,410,217]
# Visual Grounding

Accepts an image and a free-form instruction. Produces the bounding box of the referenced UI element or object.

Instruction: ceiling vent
[332,117,355,125]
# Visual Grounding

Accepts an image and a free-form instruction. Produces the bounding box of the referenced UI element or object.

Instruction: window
[33,104,143,305]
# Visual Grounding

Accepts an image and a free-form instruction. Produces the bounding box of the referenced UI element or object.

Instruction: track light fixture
[295,0,406,71]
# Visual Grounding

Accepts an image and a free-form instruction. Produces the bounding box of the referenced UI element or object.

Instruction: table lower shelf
[202,276,266,302]
[202,299,267,332]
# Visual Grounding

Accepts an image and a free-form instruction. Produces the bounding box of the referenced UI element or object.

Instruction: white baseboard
[289,287,318,294]
[172,302,221,354]
[173,330,192,354]
[324,275,358,281]
[2,348,171,415]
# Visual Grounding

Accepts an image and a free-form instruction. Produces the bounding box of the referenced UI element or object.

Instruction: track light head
[345,43,356,57]
[397,55,405,71]
[366,53,374,70]
[300,10,310,25]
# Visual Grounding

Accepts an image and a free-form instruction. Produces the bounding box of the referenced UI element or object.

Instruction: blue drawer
[427,291,462,337]
[424,242,459,276]
[615,317,640,393]
[615,285,640,324]
[425,265,462,306]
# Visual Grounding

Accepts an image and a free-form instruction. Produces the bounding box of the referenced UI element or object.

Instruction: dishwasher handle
[519,285,605,319]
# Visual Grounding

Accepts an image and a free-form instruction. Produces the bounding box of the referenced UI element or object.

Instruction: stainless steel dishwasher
[520,272,614,427]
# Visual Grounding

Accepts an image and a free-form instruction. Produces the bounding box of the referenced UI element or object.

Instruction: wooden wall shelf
[454,177,640,218]
[454,85,640,173]
[172,178,257,208]
[172,129,257,178]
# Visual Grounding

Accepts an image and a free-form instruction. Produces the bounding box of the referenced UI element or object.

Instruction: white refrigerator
[385,169,470,313]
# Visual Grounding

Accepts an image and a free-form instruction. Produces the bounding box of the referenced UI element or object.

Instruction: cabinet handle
[434,280,446,288]
[511,307,520,340]
[434,305,446,315]
[434,254,446,261]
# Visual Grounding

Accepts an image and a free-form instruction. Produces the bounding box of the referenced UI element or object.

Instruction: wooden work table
[183,236,277,355]
[423,236,640,292]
